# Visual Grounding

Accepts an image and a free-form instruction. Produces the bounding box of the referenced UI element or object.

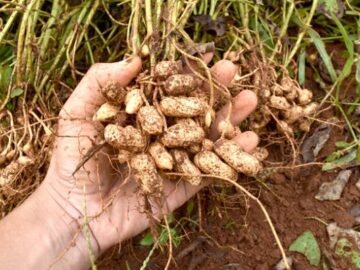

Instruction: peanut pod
[160,96,208,117]
[104,124,146,152]
[171,149,202,186]
[137,106,164,135]
[125,88,144,114]
[194,150,237,181]
[214,139,262,177]
[130,154,163,197]
[101,81,127,105]
[164,74,201,95]
[154,61,183,80]
[161,123,205,148]
[93,103,119,122]
[148,142,174,170]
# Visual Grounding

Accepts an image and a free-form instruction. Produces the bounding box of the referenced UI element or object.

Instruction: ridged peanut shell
[160,123,205,148]
[104,124,145,152]
[171,149,202,186]
[160,96,208,117]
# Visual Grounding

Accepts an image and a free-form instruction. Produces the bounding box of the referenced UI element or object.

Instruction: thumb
[60,57,142,119]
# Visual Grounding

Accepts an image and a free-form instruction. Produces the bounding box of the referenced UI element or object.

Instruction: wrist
[32,182,100,269]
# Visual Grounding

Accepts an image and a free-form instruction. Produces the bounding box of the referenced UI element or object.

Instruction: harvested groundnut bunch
[130,154,163,197]
[137,106,164,135]
[104,124,146,152]
[161,122,205,148]
[148,142,174,170]
[154,60,183,80]
[101,80,127,105]
[125,88,144,114]
[171,149,202,186]
[93,103,119,122]
[194,150,237,181]
[214,139,262,177]
[159,96,208,117]
[164,74,202,95]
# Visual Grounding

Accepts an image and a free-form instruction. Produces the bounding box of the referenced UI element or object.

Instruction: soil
[97,43,360,269]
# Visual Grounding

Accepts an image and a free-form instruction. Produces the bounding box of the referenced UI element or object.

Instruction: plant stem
[285,0,319,67]
[0,0,26,44]
[270,0,295,61]
[16,0,37,85]
[144,0,155,68]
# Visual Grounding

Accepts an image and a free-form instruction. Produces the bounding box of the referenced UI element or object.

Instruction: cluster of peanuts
[250,75,318,134]
[94,60,263,197]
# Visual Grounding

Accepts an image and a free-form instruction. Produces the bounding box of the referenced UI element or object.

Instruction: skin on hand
[0,55,259,270]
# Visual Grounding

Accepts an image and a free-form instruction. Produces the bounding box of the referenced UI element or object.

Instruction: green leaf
[10,88,24,98]
[335,141,351,148]
[308,28,337,82]
[335,238,360,268]
[322,149,357,171]
[139,233,154,246]
[0,65,13,96]
[325,151,342,162]
[289,231,321,266]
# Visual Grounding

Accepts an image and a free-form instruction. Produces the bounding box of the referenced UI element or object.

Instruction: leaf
[332,15,354,81]
[322,149,357,171]
[10,88,24,98]
[289,231,321,266]
[325,151,342,162]
[335,238,360,268]
[139,233,154,246]
[0,65,13,96]
[335,141,352,148]
[159,228,181,247]
[308,28,337,82]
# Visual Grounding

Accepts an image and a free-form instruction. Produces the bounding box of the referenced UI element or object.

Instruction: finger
[210,90,258,140]
[60,57,142,119]
[183,52,214,73]
[232,131,259,153]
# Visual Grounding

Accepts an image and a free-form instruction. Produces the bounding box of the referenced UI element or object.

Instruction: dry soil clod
[130,153,163,197]
[214,139,262,177]
[171,149,202,186]
[159,96,208,117]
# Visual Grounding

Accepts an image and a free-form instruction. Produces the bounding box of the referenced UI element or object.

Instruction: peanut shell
[171,149,202,186]
[148,142,174,170]
[104,124,145,152]
[137,106,164,135]
[160,123,205,148]
[214,139,262,177]
[160,96,208,117]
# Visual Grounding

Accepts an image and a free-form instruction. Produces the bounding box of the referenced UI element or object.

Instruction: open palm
[42,55,259,255]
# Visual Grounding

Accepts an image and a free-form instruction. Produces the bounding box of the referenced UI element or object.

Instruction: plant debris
[315,169,352,201]
[289,231,321,266]
[301,124,332,163]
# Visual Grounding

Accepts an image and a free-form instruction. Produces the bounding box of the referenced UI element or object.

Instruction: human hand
[40,55,258,267]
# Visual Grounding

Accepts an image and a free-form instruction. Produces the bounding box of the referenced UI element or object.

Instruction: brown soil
[96,43,360,269]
